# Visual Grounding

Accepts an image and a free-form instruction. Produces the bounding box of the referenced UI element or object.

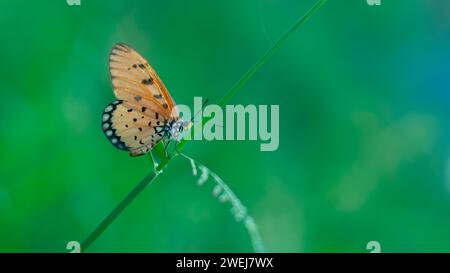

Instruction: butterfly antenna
[191,99,209,123]
[190,99,225,127]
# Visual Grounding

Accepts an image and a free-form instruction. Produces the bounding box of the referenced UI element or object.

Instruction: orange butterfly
[102,43,190,156]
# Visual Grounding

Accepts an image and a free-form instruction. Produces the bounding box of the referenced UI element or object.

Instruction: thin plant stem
[81,0,326,252]
[177,0,327,151]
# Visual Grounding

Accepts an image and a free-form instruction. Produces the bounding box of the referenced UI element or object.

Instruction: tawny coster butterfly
[102,43,190,156]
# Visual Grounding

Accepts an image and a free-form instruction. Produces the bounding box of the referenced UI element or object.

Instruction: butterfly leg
[174,140,182,156]
[148,151,158,171]
[163,138,171,158]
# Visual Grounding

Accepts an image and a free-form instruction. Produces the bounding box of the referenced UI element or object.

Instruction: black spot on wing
[142,78,153,85]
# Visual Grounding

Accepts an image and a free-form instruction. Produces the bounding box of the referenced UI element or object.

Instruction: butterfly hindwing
[102,100,167,156]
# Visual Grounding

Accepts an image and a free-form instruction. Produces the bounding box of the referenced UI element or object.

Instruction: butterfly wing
[109,43,178,119]
[102,100,169,156]
[103,43,179,156]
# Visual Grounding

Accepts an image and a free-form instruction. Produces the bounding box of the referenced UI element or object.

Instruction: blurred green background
[1,0,450,252]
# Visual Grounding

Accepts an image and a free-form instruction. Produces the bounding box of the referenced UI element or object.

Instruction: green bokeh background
[1,0,450,252]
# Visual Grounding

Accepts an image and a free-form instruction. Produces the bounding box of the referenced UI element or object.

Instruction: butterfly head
[168,120,192,141]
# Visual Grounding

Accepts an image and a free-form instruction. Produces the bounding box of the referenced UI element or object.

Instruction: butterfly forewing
[109,43,177,119]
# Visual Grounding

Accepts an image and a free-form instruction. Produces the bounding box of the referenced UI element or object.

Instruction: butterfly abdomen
[102,100,129,151]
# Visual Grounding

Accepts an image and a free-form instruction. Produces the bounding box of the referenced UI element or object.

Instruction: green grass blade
[177,0,326,151]
[217,0,327,108]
